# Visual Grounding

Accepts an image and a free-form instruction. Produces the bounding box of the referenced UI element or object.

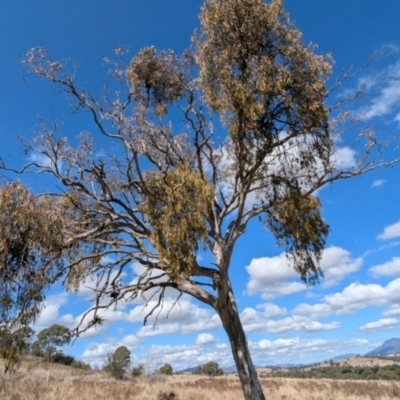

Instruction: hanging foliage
[266,189,329,285]
[0,181,65,372]
[140,166,214,281]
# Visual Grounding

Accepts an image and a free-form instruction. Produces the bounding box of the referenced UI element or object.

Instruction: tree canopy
[193,361,224,376]
[1,0,399,398]
[159,363,173,375]
[33,324,71,362]
[104,345,131,380]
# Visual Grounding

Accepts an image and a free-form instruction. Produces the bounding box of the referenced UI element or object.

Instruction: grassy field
[2,362,400,400]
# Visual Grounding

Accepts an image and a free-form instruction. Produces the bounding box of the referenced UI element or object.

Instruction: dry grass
[1,363,400,400]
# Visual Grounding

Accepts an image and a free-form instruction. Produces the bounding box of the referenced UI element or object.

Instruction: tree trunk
[218,277,266,400]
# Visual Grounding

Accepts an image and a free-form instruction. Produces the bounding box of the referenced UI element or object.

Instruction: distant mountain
[179,367,196,373]
[366,338,400,356]
[222,365,237,374]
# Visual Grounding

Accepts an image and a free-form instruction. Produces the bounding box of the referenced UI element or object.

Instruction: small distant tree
[159,363,173,375]
[104,345,131,380]
[193,361,224,376]
[371,365,380,374]
[34,324,71,363]
[131,363,145,378]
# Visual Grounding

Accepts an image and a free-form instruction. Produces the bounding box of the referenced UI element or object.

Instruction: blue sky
[1,0,400,370]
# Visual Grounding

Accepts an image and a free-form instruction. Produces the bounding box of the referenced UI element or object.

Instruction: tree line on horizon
[0,323,227,379]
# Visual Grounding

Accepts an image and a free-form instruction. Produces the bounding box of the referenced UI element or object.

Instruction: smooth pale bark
[217,277,266,400]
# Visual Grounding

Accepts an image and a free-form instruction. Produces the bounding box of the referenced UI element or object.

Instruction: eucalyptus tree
[2,0,399,398]
[34,324,71,363]
[193,361,224,376]
[159,363,173,375]
[0,181,67,372]
[104,345,131,380]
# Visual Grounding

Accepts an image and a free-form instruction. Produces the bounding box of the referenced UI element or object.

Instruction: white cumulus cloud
[371,179,386,188]
[34,293,74,332]
[195,333,216,346]
[359,318,399,331]
[249,337,373,366]
[256,303,287,318]
[369,257,400,277]
[239,306,338,334]
[137,323,180,338]
[321,247,363,287]
[383,304,400,317]
[377,220,400,240]
[293,278,400,319]
[361,60,400,121]
[245,253,308,299]
[330,146,357,170]
[245,247,360,299]
[181,313,222,334]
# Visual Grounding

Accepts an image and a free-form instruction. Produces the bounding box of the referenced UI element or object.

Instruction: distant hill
[366,338,400,356]
[262,355,357,370]
[179,365,239,374]
[179,367,196,373]
[222,365,238,374]
[330,353,357,361]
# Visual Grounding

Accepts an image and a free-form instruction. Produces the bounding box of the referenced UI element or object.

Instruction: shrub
[157,392,179,400]
[159,363,173,375]
[103,346,131,380]
[51,352,75,366]
[193,361,224,376]
[131,364,145,377]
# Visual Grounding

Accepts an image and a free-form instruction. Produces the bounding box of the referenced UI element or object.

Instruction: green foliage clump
[140,166,214,282]
[159,362,173,375]
[266,191,329,286]
[131,363,145,377]
[193,361,224,376]
[51,351,75,366]
[104,346,131,380]
[34,324,71,363]
[0,325,35,373]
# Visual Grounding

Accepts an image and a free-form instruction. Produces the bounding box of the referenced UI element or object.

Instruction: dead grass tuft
[157,391,179,400]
